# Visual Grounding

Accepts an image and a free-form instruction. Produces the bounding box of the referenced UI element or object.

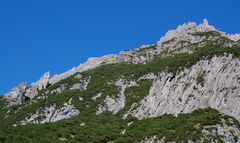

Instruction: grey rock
[3,83,28,106]
[31,72,50,91]
[20,103,79,125]
[70,76,90,91]
[96,79,137,115]
[91,92,102,101]
[50,84,67,94]
[202,121,240,142]
[131,54,240,121]
[3,72,51,106]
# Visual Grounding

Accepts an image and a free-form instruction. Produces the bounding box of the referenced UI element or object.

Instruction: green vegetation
[1,37,240,142]
[0,108,235,143]
[193,31,221,38]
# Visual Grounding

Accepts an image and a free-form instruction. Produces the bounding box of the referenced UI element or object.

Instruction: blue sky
[0,0,239,95]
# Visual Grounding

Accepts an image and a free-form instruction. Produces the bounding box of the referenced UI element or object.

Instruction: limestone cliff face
[130,54,240,121]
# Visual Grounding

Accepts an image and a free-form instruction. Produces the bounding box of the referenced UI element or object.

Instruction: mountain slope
[1,19,240,143]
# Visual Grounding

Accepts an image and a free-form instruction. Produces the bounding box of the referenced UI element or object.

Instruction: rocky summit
[1,19,240,143]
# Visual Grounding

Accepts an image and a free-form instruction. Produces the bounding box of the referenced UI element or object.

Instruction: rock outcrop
[3,83,29,106]
[20,103,80,125]
[3,72,51,106]
[96,79,138,115]
[31,71,50,91]
[130,54,240,121]
[228,34,240,41]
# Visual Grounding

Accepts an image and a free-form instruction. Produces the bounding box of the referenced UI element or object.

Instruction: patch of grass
[193,31,221,38]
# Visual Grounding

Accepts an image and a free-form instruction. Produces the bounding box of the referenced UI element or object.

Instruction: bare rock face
[49,84,67,94]
[202,122,240,143]
[92,92,102,101]
[155,19,217,54]
[49,55,122,85]
[131,54,240,121]
[228,34,240,41]
[25,72,51,98]
[70,76,91,91]
[3,83,29,106]
[20,103,80,125]
[3,72,51,106]
[32,71,50,91]
[96,95,125,115]
[96,79,138,115]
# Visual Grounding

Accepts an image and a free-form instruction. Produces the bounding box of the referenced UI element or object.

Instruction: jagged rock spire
[158,19,216,44]
[203,19,209,26]
[32,71,51,90]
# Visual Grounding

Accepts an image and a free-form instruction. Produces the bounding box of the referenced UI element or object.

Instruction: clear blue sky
[0,0,239,95]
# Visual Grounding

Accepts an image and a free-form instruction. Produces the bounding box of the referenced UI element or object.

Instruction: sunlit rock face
[20,104,80,125]
[228,33,240,41]
[3,83,28,106]
[131,54,240,121]
[3,72,51,106]
[96,78,138,115]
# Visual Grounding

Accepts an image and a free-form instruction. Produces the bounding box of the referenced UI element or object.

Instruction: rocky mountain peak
[31,71,50,90]
[3,82,28,106]
[3,72,51,106]
[3,19,239,108]
[1,20,240,142]
[158,19,216,45]
[228,33,240,41]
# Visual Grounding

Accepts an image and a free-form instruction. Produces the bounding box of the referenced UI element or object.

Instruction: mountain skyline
[1,0,240,95]
[1,18,240,142]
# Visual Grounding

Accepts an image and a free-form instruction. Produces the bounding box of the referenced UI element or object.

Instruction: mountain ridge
[1,19,240,143]
[4,19,240,103]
